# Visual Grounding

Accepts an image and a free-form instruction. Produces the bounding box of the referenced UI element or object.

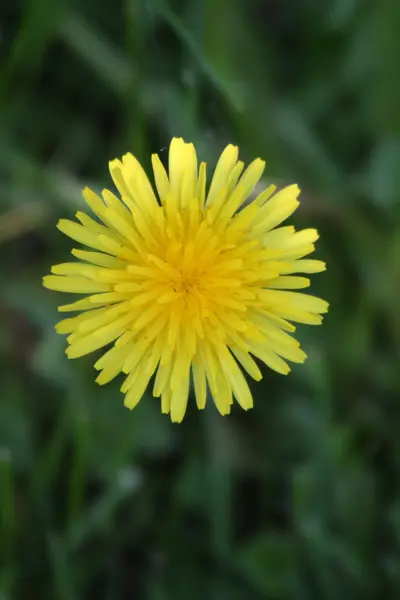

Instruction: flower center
[174,273,199,295]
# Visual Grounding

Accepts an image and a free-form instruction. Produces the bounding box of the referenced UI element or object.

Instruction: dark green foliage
[1,0,399,598]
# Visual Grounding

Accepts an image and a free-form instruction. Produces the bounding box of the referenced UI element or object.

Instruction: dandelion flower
[43,138,328,422]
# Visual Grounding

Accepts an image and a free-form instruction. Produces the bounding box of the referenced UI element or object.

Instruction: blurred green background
[1,0,400,598]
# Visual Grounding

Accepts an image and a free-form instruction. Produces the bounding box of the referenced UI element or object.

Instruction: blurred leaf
[58,13,132,95]
[328,0,361,29]
[272,104,342,192]
[47,533,76,600]
[0,449,15,597]
[237,533,298,597]
[0,380,33,470]
[65,472,142,550]
[3,0,71,86]
[153,0,244,112]
[368,137,400,209]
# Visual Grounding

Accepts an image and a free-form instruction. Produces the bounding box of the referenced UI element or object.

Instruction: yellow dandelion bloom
[43,138,328,422]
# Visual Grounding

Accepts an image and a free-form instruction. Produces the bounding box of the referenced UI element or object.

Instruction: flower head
[43,138,328,422]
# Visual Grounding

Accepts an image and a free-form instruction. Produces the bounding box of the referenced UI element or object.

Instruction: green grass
[1,0,400,598]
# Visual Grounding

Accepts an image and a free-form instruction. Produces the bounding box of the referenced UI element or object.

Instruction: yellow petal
[254,184,277,206]
[121,152,159,212]
[71,248,126,269]
[216,345,254,410]
[57,219,108,252]
[151,154,169,202]
[124,368,151,409]
[196,161,207,206]
[58,297,103,312]
[170,373,190,423]
[249,344,290,375]
[281,259,326,274]
[192,356,207,409]
[207,144,238,206]
[230,346,262,381]
[266,276,310,289]
[43,275,111,294]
